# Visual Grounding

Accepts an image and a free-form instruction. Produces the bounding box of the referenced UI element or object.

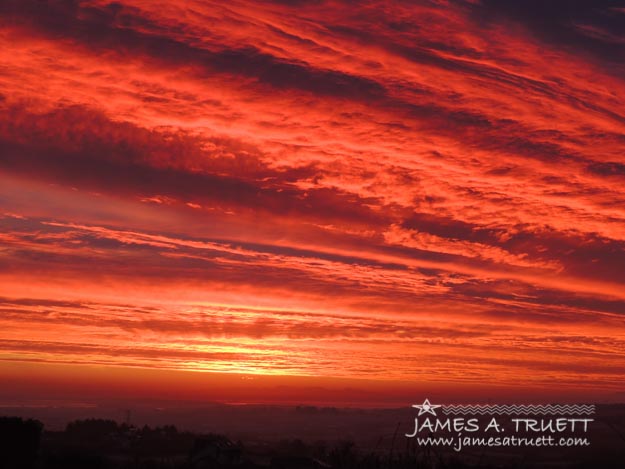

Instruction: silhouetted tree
[0,417,43,469]
[66,419,119,440]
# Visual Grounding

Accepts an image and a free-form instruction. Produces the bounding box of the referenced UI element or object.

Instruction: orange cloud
[1,0,625,403]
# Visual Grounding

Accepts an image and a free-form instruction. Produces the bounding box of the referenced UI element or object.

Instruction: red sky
[1,0,625,404]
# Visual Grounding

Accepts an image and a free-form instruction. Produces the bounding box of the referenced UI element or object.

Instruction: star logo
[412,398,441,416]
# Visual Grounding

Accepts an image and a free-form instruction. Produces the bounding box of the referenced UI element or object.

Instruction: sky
[1,0,625,405]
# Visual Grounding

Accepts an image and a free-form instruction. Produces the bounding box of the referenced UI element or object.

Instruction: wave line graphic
[442,404,595,415]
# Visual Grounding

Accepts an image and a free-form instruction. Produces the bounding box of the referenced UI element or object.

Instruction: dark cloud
[0,0,386,100]
[467,0,625,65]
[0,105,382,226]
[588,161,625,176]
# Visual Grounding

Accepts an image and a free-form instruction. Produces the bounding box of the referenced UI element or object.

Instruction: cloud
[1,0,625,397]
